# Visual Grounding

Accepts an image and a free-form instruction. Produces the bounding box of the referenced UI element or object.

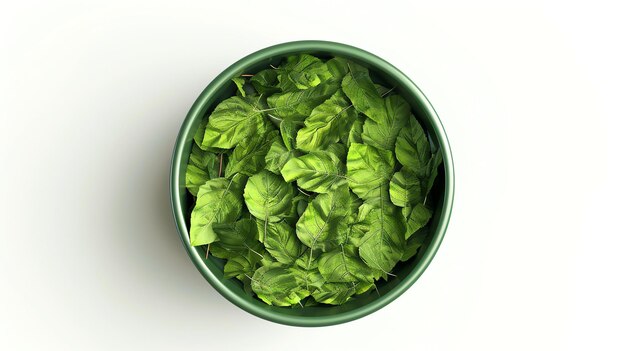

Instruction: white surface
[1,1,625,350]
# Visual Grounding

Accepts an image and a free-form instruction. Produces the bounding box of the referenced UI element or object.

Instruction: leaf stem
[240,74,254,77]
[297,187,311,197]
[218,153,223,177]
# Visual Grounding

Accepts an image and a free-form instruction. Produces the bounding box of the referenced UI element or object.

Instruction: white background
[1,1,624,350]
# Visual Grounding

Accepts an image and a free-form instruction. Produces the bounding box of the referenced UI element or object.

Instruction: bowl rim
[170,40,455,327]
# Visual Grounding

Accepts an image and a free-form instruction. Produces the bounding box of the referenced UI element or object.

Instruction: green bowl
[170,40,454,327]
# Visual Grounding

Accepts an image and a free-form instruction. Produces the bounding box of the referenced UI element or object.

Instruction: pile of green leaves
[186,54,442,306]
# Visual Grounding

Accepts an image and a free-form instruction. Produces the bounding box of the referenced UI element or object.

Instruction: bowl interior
[171,41,453,326]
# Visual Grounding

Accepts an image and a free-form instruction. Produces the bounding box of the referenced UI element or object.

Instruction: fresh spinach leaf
[276,54,332,91]
[225,130,278,178]
[395,116,431,172]
[243,170,295,224]
[261,221,303,264]
[341,62,385,123]
[251,264,310,306]
[189,176,244,246]
[361,95,410,150]
[203,96,269,149]
[296,90,357,152]
[346,143,395,200]
[281,150,347,194]
[389,168,423,207]
[267,80,340,121]
[264,138,299,175]
[295,185,350,252]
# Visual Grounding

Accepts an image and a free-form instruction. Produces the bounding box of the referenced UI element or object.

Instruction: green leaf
[193,117,208,147]
[267,80,339,121]
[189,177,243,246]
[389,168,423,207]
[250,69,278,94]
[232,77,247,97]
[277,54,332,91]
[318,246,374,283]
[326,57,350,79]
[362,95,410,150]
[243,170,295,223]
[296,90,357,152]
[395,116,431,171]
[358,198,406,273]
[311,281,372,305]
[260,221,303,264]
[279,119,299,151]
[212,218,259,251]
[202,96,268,149]
[281,150,347,193]
[405,203,432,239]
[185,144,220,196]
[345,114,365,148]
[225,130,278,178]
[251,264,309,306]
[292,263,325,293]
[423,149,443,196]
[346,143,395,200]
[264,138,299,175]
[295,185,350,251]
[375,84,392,96]
[323,143,347,162]
[341,62,385,123]
[281,194,309,227]
[223,248,266,279]
[401,227,429,261]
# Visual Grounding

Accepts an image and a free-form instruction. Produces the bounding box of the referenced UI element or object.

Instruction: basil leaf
[279,119,299,151]
[345,114,365,148]
[251,264,309,306]
[202,96,268,149]
[189,177,243,246]
[358,198,407,273]
[346,143,395,200]
[267,80,339,121]
[212,218,259,251]
[295,185,349,251]
[405,203,432,239]
[225,130,278,178]
[395,116,431,172]
[250,69,278,94]
[281,150,347,193]
[341,62,385,123]
[296,90,357,151]
[389,168,423,207]
[264,138,299,175]
[185,144,220,196]
[277,54,332,91]
[318,246,374,283]
[401,227,429,261]
[326,57,350,79]
[232,77,247,97]
[362,95,410,151]
[243,170,295,223]
[291,263,325,293]
[223,247,266,279]
[423,149,443,196]
[261,221,303,264]
[193,117,208,147]
[311,281,373,305]
[323,143,347,162]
